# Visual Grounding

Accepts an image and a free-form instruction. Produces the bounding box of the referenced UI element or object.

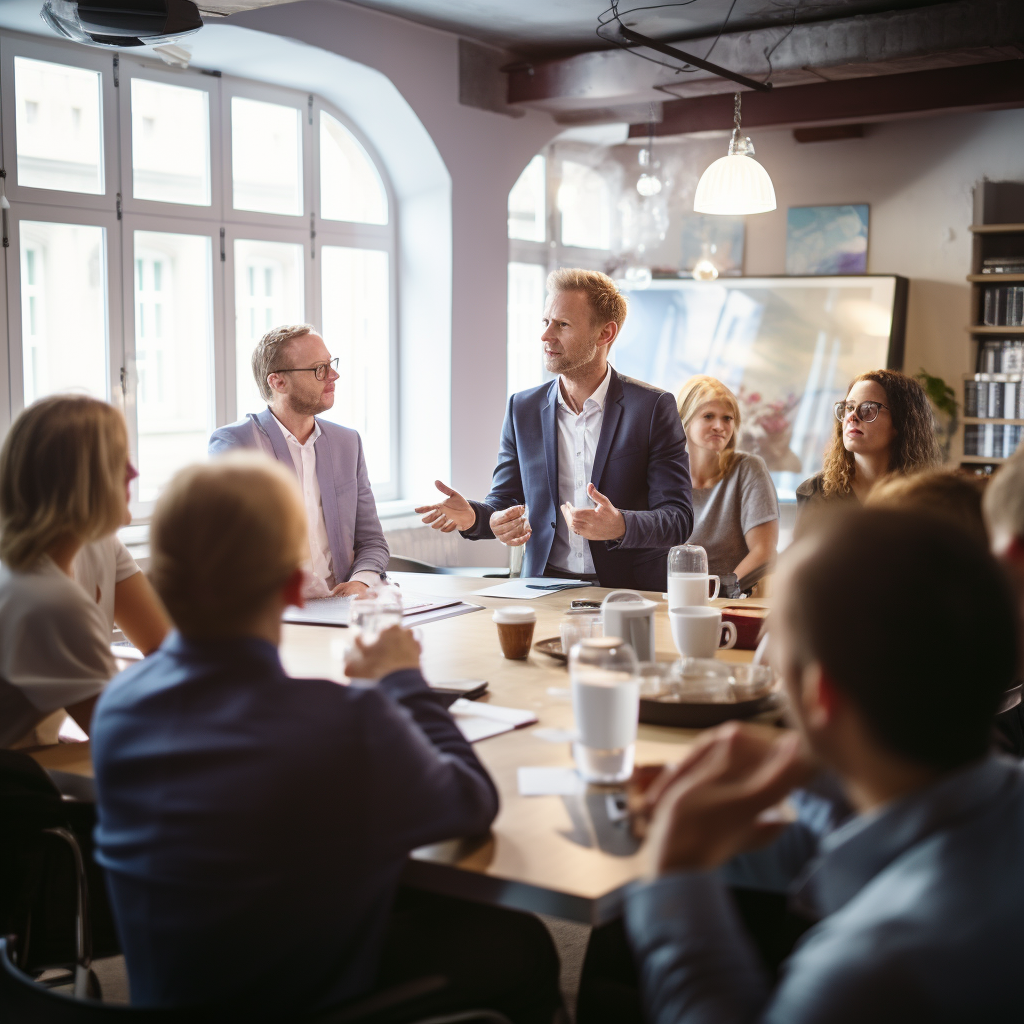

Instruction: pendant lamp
[693,93,776,216]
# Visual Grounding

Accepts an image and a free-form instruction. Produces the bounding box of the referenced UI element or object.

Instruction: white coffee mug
[669,606,737,659]
[600,590,657,663]
[667,572,721,608]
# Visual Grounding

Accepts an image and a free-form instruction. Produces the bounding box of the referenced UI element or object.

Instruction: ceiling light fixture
[693,93,776,216]
[40,0,202,49]
[636,119,662,197]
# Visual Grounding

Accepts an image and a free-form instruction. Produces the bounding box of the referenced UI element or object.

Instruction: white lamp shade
[693,153,776,215]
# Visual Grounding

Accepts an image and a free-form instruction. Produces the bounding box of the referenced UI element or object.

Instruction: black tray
[639,690,784,728]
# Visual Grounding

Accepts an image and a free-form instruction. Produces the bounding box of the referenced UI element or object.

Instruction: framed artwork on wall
[785,204,869,275]
[613,275,907,501]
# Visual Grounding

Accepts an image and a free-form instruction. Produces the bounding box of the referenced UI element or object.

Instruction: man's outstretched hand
[645,723,815,875]
[415,480,477,533]
[568,484,626,541]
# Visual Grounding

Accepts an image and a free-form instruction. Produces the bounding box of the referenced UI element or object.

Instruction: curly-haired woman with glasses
[797,369,942,511]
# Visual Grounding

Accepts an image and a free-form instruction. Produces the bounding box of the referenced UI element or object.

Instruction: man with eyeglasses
[210,323,388,598]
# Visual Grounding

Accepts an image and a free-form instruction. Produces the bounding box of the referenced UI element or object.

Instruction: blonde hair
[983,448,1024,542]
[251,323,317,403]
[547,268,627,329]
[0,396,128,571]
[676,375,741,487]
[150,453,307,638]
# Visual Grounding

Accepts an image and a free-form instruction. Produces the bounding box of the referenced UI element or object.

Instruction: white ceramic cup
[667,572,721,608]
[669,606,737,659]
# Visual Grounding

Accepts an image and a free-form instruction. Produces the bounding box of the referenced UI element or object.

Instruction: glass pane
[320,111,387,224]
[133,231,214,503]
[20,222,107,403]
[131,78,211,206]
[320,247,390,486]
[234,239,305,417]
[508,155,545,242]
[507,262,549,397]
[15,56,103,194]
[231,97,303,216]
[559,161,611,250]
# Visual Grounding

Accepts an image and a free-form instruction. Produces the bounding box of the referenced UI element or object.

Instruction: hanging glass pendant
[694,93,776,216]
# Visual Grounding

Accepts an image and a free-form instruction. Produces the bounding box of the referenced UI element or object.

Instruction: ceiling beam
[507,0,1024,114]
[627,59,1024,138]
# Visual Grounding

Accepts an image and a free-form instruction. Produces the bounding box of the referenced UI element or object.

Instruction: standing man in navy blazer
[209,323,388,597]
[416,269,692,592]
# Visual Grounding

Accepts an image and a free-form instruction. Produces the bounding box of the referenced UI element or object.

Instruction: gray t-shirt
[688,451,779,578]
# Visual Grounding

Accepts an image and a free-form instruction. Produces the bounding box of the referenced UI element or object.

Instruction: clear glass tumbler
[667,543,720,608]
[569,637,640,784]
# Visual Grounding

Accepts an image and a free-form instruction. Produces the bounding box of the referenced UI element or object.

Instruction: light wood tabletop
[31,572,768,926]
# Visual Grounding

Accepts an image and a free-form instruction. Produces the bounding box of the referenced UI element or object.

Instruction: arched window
[0,32,400,509]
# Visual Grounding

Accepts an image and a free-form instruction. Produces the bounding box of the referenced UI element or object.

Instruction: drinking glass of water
[349,585,403,645]
[569,637,640,784]
[667,544,720,608]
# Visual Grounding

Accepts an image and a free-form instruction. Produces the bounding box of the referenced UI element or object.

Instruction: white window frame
[4,203,124,420]
[117,56,224,220]
[0,34,119,214]
[0,29,401,513]
[223,223,312,423]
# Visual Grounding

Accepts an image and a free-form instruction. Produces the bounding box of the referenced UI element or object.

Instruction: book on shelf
[964,374,1024,421]
[977,338,1024,373]
[964,423,1023,460]
[981,256,1024,274]
[982,285,1024,327]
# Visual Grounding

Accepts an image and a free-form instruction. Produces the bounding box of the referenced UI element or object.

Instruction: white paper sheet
[471,577,592,600]
[517,766,584,797]
[450,699,538,743]
[283,593,464,627]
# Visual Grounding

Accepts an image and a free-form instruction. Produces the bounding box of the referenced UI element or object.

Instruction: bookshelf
[962,182,1024,470]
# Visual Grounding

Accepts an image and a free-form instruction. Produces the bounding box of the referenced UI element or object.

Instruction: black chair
[386,556,509,579]
[0,750,117,998]
[0,938,512,1024]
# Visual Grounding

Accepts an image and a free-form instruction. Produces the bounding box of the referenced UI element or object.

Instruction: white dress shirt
[548,366,612,575]
[274,415,378,597]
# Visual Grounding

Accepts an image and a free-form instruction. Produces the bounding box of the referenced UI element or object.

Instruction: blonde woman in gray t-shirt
[676,376,779,581]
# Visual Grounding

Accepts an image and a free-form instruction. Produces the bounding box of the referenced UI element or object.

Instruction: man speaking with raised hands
[416,269,692,592]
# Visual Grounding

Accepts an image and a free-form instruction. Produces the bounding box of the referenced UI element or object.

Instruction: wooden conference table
[32,572,765,927]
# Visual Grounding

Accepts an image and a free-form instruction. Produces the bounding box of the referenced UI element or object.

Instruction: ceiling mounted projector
[41,0,203,48]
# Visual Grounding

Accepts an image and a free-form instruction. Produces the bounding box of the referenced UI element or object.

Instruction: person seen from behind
[627,507,1023,1022]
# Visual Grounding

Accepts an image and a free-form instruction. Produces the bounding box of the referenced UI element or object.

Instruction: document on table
[449,699,538,743]
[283,593,470,627]
[471,577,592,600]
[517,766,584,796]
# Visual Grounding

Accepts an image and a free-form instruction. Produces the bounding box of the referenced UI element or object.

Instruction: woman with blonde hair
[676,375,779,581]
[0,395,168,747]
[797,369,941,511]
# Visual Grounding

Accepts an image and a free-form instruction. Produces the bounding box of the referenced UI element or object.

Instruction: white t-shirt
[0,558,116,747]
[72,535,141,633]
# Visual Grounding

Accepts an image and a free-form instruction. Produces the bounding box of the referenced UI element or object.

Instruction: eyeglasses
[833,400,889,423]
[272,357,339,382]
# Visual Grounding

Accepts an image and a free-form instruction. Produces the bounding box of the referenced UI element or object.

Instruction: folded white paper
[517,766,584,797]
[450,700,538,743]
[471,577,591,600]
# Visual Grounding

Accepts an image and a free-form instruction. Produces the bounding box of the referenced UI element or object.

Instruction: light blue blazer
[208,408,389,584]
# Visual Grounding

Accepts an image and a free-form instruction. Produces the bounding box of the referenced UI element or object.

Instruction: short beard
[546,344,599,379]
[287,390,330,417]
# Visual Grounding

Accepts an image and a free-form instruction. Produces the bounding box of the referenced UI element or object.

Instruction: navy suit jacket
[463,368,693,591]
[92,634,497,1015]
